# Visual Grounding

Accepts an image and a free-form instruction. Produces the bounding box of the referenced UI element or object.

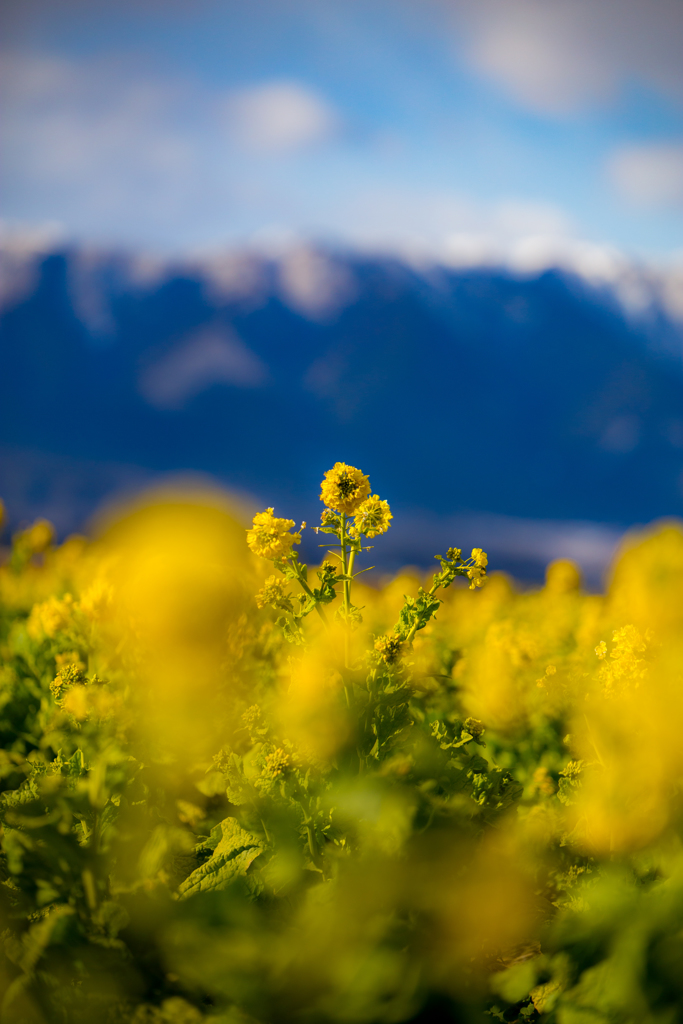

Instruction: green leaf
[178,818,263,899]
[490,959,540,1004]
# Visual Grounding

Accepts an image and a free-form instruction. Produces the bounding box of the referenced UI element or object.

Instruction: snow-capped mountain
[2,239,683,582]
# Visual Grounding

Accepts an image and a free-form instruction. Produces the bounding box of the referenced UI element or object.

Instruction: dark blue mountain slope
[1,247,682,570]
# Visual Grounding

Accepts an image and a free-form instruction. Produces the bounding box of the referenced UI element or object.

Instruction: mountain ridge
[2,242,683,580]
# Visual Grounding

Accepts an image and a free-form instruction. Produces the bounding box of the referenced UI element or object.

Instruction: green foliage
[3,491,683,1024]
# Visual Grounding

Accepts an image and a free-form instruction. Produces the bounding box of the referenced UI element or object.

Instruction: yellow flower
[263,748,291,778]
[255,575,291,610]
[470,548,488,569]
[319,462,371,515]
[466,566,486,590]
[596,624,650,697]
[50,663,87,704]
[374,634,403,664]
[61,685,91,720]
[349,495,392,539]
[17,518,55,554]
[27,594,77,639]
[247,508,301,561]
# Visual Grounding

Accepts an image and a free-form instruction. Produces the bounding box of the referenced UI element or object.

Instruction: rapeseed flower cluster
[349,494,393,538]
[374,633,403,663]
[319,461,370,514]
[255,574,292,611]
[247,507,301,560]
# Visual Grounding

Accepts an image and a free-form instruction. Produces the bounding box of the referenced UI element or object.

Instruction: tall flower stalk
[247,461,488,670]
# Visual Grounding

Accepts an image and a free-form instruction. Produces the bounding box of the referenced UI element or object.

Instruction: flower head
[467,566,486,589]
[264,748,291,778]
[470,548,488,569]
[320,462,371,515]
[50,663,87,705]
[350,495,392,538]
[247,508,301,561]
[255,575,293,611]
[374,634,404,665]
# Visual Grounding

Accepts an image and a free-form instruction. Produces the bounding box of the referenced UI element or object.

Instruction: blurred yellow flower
[99,490,251,759]
[27,593,77,639]
[545,558,581,593]
[78,577,113,621]
[55,650,85,671]
[278,627,351,761]
[255,574,291,610]
[597,624,650,697]
[247,508,301,560]
[320,462,370,515]
[16,518,55,554]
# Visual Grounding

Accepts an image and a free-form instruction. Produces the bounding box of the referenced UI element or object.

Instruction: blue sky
[1,0,682,260]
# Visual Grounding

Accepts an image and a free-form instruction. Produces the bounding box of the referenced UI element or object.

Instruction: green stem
[340,514,351,668]
[340,515,350,610]
[82,867,98,912]
[404,578,443,645]
[290,562,329,627]
[305,821,325,876]
[583,713,606,768]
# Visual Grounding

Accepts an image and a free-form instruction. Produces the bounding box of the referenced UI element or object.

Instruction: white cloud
[1,47,681,304]
[334,186,580,267]
[450,0,683,114]
[0,52,201,228]
[607,143,683,208]
[138,326,268,410]
[221,81,338,153]
[0,53,338,239]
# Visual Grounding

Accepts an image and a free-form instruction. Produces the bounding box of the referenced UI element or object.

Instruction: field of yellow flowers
[1,462,683,1024]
